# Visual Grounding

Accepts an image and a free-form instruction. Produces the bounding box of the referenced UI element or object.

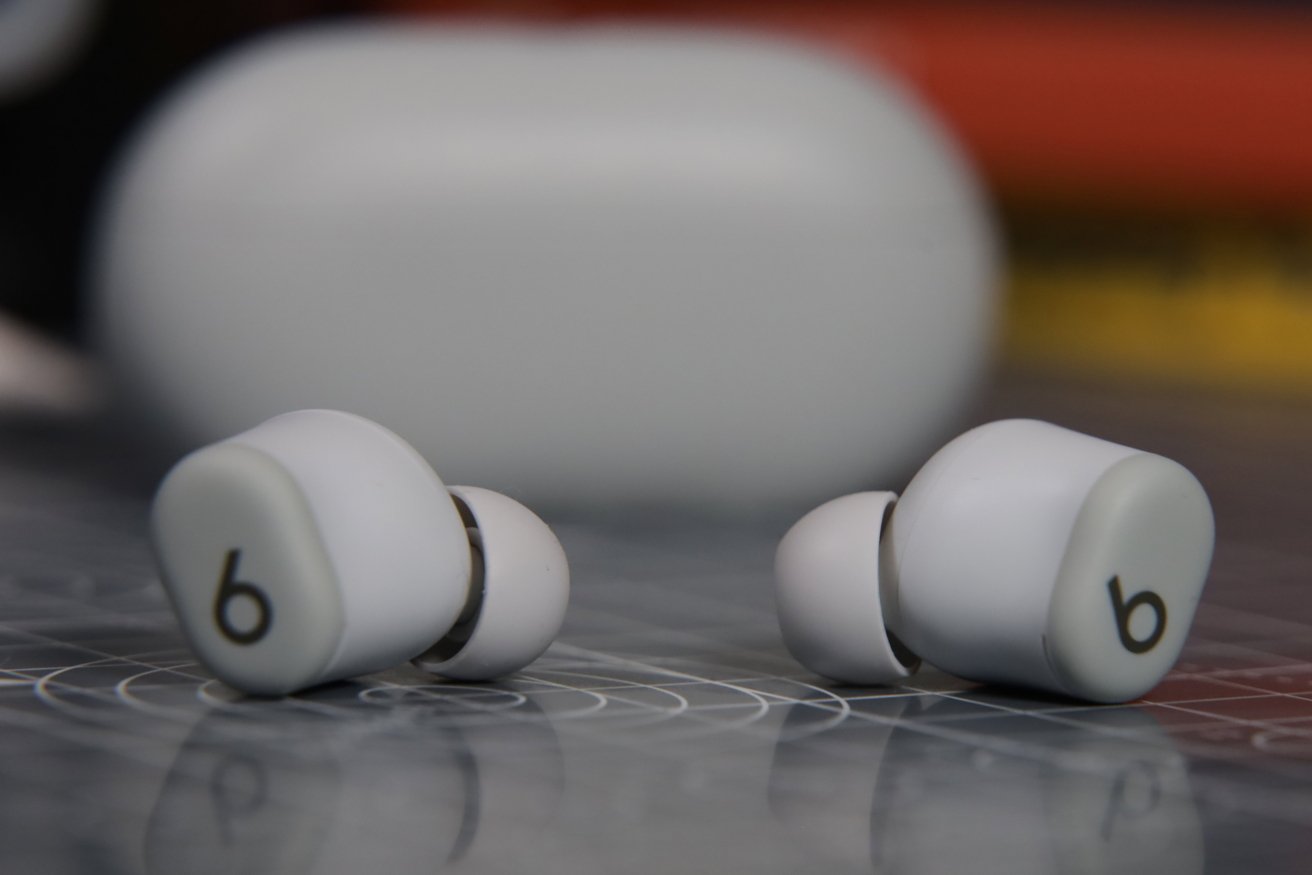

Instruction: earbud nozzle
[413,486,569,681]
[775,492,919,685]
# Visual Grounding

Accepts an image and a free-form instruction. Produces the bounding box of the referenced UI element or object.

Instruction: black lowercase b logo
[213,549,273,645]
[1107,575,1166,655]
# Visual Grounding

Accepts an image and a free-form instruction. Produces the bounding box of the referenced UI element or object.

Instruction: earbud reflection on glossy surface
[768,700,1204,873]
[145,698,565,874]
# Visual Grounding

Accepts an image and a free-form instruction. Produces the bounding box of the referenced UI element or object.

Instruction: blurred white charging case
[92,25,995,511]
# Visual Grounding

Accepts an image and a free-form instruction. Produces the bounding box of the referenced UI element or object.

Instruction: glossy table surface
[1,373,1310,874]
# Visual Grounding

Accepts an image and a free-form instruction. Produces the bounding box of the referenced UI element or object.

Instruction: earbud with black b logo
[775,419,1214,703]
[151,410,570,696]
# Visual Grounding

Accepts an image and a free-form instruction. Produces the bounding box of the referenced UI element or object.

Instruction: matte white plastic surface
[94,24,995,511]
[886,420,1142,694]
[887,419,1213,700]
[414,485,570,680]
[776,419,1214,703]
[774,491,917,685]
[151,440,345,695]
[151,410,471,695]
[229,410,472,684]
[1045,453,1214,702]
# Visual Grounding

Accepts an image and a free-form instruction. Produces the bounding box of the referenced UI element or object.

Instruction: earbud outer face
[151,409,568,696]
[887,419,1213,703]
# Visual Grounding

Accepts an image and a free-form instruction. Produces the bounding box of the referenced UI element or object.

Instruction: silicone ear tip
[775,492,919,685]
[413,486,569,681]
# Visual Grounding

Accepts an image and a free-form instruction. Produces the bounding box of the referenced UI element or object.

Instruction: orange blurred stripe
[378,1,1312,211]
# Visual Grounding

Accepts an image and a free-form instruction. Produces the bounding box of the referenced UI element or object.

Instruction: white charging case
[92,24,995,511]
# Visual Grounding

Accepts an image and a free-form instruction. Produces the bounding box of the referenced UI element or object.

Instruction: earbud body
[777,419,1214,703]
[151,410,569,696]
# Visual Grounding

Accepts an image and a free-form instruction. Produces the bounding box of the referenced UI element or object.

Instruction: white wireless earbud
[151,409,570,696]
[776,419,1215,703]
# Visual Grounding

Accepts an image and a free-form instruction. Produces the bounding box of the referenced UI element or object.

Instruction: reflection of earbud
[145,713,342,874]
[767,697,911,863]
[767,701,1204,874]
[776,419,1215,703]
[208,752,269,845]
[151,410,570,696]
[145,697,565,874]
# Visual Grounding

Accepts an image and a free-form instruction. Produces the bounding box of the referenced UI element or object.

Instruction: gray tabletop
[2,373,1310,874]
